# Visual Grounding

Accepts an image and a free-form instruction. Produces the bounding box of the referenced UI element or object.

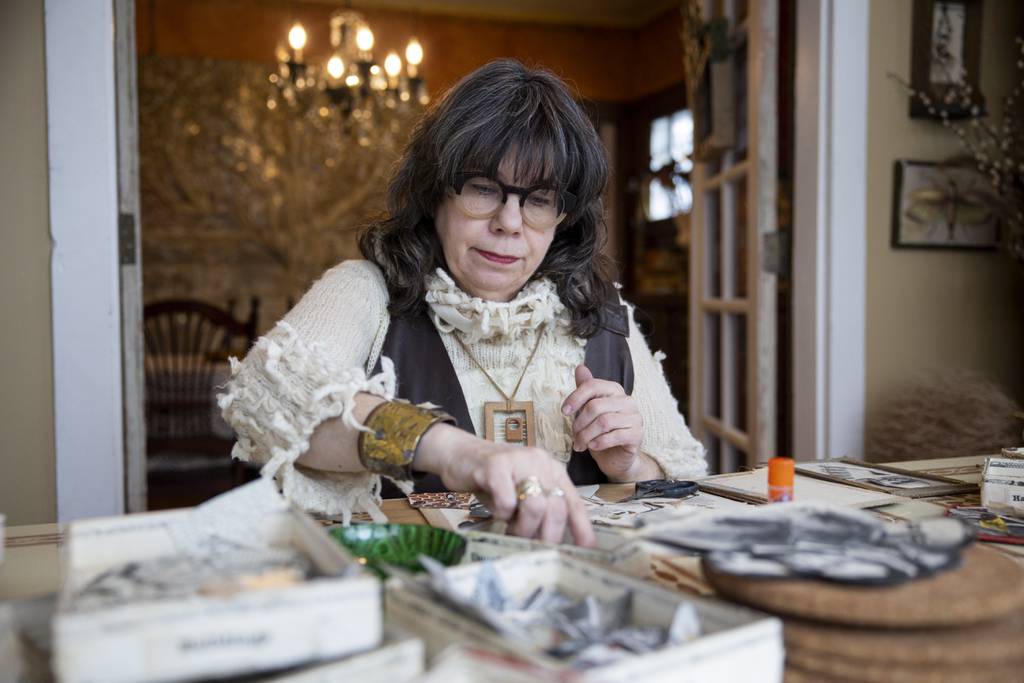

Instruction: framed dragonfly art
[891,159,1000,249]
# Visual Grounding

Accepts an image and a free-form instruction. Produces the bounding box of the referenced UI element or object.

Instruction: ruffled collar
[424,268,565,342]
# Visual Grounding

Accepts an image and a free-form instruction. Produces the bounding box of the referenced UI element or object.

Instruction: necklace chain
[452,324,547,404]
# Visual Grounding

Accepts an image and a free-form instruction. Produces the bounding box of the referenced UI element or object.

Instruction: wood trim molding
[792,0,868,462]
[46,0,125,521]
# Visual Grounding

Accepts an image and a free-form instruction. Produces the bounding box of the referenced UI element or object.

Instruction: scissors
[618,479,699,502]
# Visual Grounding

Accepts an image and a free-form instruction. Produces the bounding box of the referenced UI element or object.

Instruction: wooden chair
[143,298,258,504]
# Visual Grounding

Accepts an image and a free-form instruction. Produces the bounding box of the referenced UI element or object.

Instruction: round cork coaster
[784,664,859,683]
[703,545,1024,628]
[783,613,1024,665]
[785,643,1024,683]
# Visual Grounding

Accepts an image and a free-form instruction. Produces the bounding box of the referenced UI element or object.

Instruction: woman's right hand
[415,423,596,547]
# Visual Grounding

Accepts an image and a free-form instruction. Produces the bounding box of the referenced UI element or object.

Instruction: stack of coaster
[704,546,1024,682]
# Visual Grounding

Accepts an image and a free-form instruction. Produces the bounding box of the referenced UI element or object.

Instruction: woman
[220,60,706,547]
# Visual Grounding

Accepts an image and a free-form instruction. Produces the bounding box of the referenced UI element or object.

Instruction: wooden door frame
[791,0,868,461]
[115,0,147,512]
[689,0,778,471]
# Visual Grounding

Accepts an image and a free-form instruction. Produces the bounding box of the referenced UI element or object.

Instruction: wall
[135,0,684,102]
[0,0,56,524]
[866,0,1024,429]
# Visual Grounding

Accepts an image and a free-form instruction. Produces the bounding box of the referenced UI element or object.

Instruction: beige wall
[0,0,56,524]
[866,0,1024,428]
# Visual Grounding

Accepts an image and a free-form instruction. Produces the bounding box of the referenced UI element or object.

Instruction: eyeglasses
[452,172,577,231]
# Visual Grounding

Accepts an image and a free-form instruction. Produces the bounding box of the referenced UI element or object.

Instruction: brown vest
[372,302,634,497]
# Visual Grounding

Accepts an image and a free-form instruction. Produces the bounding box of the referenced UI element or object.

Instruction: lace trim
[424,268,568,343]
[218,321,397,524]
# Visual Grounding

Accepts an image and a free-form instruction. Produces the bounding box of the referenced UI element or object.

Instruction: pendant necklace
[452,323,546,446]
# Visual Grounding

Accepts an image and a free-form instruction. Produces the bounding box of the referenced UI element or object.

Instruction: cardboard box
[386,550,783,683]
[982,457,1024,514]
[464,528,647,577]
[253,630,422,683]
[53,503,381,683]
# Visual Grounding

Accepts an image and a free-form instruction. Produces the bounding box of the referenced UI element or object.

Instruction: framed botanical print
[891,160,1000,249]
[909,0,986,119]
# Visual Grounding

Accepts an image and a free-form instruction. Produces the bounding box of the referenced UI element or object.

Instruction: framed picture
[795,459,978,499]
[909,0,985,119]
[891,160,1000,249]
[482,401,535,447]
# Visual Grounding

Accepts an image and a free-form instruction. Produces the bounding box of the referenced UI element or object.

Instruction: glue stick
[768,457,794,503]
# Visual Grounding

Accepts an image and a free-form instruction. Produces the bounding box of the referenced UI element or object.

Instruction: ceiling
[297,0,681,28]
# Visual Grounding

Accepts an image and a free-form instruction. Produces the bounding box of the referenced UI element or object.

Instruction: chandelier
[269,9,428,144]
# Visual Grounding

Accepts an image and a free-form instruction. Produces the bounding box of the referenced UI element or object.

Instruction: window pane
[704,312,721,420]
[650,115,670,172]
[705,189,721,298]
[647,178,673,222]
[734,43,748,159]
[727,313,748,433]
[721,441,741,473]
[674,177,693,214]
[646,109,694,222]
[733,176,748,298]
[705,434,721,474]
[670,110,694,166]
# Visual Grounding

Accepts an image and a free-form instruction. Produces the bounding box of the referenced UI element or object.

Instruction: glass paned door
[689,0,777,472]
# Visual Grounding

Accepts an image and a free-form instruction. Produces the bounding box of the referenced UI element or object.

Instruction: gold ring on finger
[516,476,544,501]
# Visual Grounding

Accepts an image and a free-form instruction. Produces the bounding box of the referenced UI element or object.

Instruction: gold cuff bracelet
[357,401,454,481]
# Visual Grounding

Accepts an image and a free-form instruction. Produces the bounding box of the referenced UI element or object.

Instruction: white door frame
[792,0,869,461]
[46,0,126,520]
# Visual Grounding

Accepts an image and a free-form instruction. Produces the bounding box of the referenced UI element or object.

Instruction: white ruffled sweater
[219,260,706,522]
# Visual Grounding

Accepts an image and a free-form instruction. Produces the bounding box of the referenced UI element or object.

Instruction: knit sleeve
[622,298,708,480]
[217,260,395,523]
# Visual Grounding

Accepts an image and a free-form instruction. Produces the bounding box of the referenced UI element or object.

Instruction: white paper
[169,477,289,554]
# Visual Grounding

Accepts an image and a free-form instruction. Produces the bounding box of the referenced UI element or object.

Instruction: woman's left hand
[562,365,650,481]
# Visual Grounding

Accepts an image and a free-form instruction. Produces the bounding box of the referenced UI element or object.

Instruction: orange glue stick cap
[768,456,794,503]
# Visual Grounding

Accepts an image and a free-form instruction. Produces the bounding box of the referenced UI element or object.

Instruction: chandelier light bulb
[271,9,427,125]
[327,55,345,80]
[384,52,403,78]
[288,23,307,51]
[356,26,374,52]
[405,38,423,66]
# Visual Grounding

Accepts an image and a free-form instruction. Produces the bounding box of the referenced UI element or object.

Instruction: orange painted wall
[136,0,684,102]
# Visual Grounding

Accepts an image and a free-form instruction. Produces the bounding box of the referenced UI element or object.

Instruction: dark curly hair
[359,59,615,337]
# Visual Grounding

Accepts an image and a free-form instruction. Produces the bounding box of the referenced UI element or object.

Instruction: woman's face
[434,160,558,302]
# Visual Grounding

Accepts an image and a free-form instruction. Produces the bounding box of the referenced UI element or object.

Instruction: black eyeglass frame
[452,172,578,219]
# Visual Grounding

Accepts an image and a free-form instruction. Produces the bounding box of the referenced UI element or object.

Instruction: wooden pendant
[483,401,535,447]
